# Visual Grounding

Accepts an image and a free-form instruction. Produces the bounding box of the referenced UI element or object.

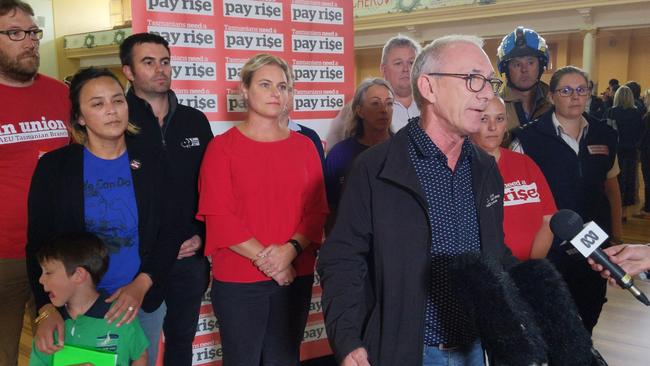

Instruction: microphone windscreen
[550,209,584,241]
[508,259,594,365]
[449,252,547,366]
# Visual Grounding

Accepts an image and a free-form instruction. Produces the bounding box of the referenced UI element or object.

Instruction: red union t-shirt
[0,74,70,259]
[498,148,557,261]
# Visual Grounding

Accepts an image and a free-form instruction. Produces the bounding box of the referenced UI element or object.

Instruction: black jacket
[606,106,643,150]
[26,143,181,312]
[126,89,213,244]
[317,126,516,366]
[515,111,617,240]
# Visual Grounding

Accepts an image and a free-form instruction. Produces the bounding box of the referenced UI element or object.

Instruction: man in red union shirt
[0,1,69,364]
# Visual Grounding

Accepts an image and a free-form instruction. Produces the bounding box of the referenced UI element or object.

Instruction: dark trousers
[552,257,607,334]
[641,149,650,211]
[211,275,314,366]
[163,255,210,366]
[618,148,639,207]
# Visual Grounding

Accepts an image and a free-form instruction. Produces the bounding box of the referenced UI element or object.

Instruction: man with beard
[497,27,552,134]
[120,33,213,366]
[325,35,421,151]
[0,1,70,365]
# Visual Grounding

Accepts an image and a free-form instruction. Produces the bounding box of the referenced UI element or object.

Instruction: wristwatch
[287,239,303,255]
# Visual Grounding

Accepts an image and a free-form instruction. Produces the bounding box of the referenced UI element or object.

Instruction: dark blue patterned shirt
[407,119,480,346]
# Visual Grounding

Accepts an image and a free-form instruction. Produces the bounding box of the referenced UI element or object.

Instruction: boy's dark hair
[119,33,170,67]
[608,79,619,88]
[0,0,34,17]
[37,232,109,286]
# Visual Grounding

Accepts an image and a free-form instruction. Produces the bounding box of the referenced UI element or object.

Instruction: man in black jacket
[317,35,516,366]
[120,33,213,366]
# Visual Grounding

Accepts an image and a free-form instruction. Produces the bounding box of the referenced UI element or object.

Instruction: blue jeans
[422,340,484,366]
[139,302,167,366]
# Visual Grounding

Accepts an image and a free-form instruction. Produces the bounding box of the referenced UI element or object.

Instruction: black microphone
[550,209,650,306]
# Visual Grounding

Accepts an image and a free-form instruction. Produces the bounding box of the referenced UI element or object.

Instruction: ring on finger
[127,306,134,312]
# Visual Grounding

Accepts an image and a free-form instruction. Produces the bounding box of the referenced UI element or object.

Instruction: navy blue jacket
[515,110,617,244]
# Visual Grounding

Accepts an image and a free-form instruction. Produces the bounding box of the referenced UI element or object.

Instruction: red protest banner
[132,0,354,137]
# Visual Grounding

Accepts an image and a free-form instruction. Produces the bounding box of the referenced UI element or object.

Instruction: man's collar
[407,118,473,160]
[127,88,178,117]
[501,82,547,103]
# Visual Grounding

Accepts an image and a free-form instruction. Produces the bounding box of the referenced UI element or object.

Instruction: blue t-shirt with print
[84,148,140,294]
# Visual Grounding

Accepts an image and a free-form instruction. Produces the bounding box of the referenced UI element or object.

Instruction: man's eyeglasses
[427,73,503,94]
[0,29,43,41]
[552,86,591,97]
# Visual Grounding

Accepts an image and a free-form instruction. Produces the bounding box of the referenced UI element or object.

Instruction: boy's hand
[34,304,64,354]
[105,273,153,327]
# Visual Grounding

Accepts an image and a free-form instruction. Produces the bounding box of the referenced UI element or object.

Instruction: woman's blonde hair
[240,53,292,89]
[613,85,636,110]
[344,78,394,139]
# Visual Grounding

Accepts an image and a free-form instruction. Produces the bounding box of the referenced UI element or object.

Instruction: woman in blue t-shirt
[324,78,394,231]
[27,68,179,365]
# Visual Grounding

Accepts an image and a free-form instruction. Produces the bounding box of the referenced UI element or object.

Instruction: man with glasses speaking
[318,35,516,366]
[0,1,70,364]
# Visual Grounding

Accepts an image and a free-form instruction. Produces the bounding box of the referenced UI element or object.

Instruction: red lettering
[527,188,539,199]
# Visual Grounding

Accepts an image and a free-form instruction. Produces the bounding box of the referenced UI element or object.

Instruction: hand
[253,243,297,277]
[105,273,152,326]
[272,266,296,286]
[177,235,202,259]
[588,244,650,284]
[34,304,64,354]
[342,347,370,366]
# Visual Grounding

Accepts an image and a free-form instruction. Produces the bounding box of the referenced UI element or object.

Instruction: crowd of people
[2,0,650,366]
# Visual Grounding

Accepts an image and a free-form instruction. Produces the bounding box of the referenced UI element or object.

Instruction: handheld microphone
[550,209,650,306]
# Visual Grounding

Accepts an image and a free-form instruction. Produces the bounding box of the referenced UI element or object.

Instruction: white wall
[28,0,58,78]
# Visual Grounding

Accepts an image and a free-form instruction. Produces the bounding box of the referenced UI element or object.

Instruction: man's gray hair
[381,34,422,65]
[411,35,484,108]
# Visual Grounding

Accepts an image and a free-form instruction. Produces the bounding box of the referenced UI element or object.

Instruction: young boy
[29,232,149,366]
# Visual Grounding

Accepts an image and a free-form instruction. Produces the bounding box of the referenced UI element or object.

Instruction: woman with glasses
[512,65,621,336]
[324,78,394,228]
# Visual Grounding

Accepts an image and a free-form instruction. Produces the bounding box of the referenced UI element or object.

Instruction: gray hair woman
[325,78,394,228]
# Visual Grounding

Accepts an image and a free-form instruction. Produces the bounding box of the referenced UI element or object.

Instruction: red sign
[132,0,354,136]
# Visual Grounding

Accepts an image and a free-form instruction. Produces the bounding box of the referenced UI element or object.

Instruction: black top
[126,89,213,246]
[27,143,181,312]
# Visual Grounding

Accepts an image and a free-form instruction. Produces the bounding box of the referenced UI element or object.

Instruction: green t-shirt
[29,293,149,366]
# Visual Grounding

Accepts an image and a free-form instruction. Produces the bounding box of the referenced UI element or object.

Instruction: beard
[0,48,39,82]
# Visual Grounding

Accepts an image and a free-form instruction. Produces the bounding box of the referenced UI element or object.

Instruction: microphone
[450,252,548,366]
[550,209,650,306]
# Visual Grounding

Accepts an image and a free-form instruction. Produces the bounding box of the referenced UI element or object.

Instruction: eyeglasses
[552,86,591,97]
[427,73,503,94]
[0,29,43,41]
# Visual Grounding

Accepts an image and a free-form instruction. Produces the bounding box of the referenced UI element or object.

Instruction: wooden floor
[17,213,650,366]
